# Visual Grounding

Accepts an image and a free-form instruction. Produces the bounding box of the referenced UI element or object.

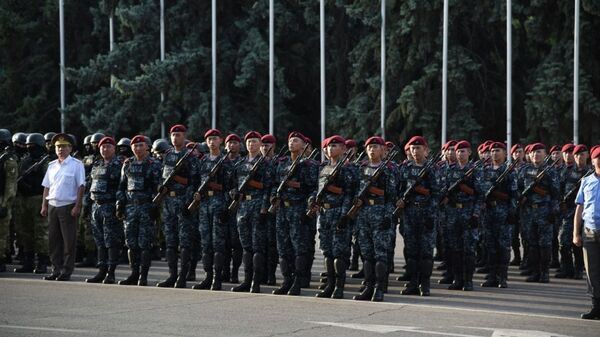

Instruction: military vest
[90,157,121,201]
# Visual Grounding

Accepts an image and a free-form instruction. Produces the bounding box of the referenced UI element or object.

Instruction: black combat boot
[349,245,360,271]
[419,259,433,296]
[222,251,231,283]
[481,263,498,287]
[539,247,551,283]
[354,260,375,300]
[157,248,178,287]
[438,253,453,284]
[497,248,511,288]
[175,248,191,288]
[525,246,540,282]
[103,247,120,284]
[301,254,314,288]
[581,298,600,320]
[192,253,213,290]
[555,247,574,278]
[86,247,108,283]
[34,253,49,274]
[316,257,335,298]
[273,258,293,295]
[372,261,387,302]
[551,238,560,269]
[332,258,346,299]
[288,255,308,296]
[232,251,252,292]
[14,252,35,273]
[211,252,224,290]
[463,255,475,291]
[448,252,464,290]
[250,253,264,293]
[401,259,420,295]
[119,249,140,285]
[138,249,151,286]
[573,245,584,280]
[230,249,242,284]
[187,249,199,281]
[510,239,522,266]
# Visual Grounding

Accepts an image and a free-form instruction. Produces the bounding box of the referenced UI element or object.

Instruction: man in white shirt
[40,134,85,281]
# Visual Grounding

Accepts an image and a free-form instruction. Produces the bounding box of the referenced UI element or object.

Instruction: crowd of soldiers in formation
[1,125,598,303]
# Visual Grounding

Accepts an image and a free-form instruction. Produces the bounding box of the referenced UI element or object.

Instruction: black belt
[409,201,430,209]
[363,198,385,206]
[450,202,473,209]
[282,199,305,208]
[321,202,342,209]
[94,200,115,205]
[487,200,508,208]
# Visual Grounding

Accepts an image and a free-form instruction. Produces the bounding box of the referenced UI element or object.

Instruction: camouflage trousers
[14,195,48,254]
[522,204,553,248]
[483,203,512,264]
[236,198,267,254]
[0,204,12,255]
[198,195,227,255]
[317,206,351,259]
[124,202,155,250]
[559,208,576,248]
[446,205,479,257]
[162,195,194,249]
[91,202,122,248]
[356,204,392,264]
[276,203,312,260]
[403,205,436,261]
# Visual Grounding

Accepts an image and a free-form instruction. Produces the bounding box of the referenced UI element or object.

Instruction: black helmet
[83,135,92,145]
[44,132,56,143]
[12,132,27,145]
[26,133,46,147]
[117,137,131,147]
[152,139,171,154]
[143,136,152,146]
[0,129,11,143]
[90,133,105,144]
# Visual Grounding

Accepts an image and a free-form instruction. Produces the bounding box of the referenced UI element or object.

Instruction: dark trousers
[48,204,77,275]
[583,227,600,299]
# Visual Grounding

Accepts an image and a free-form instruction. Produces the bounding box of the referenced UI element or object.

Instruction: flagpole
[320,0,325,156]
[269,0,274,135]
[160,0,165,138]
[573,0,580,144]
[59,0,65,133]
[506,0,512,162]
[211,0,217,129]
[441,0,448,146]
[381,0,386,139]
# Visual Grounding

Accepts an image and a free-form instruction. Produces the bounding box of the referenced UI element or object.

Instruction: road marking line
[457,327,572,337]
[308,321,485,337]
[0,325,91,334]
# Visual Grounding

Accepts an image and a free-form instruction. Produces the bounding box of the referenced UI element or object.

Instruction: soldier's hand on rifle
[193,192,201,202]
[395,200,405,210]
[559,202,567,213]
[157,184,168,194]
[353,198,363,208]
[440,197,449,206]
[116,201,125,220]
[270,196,280,208]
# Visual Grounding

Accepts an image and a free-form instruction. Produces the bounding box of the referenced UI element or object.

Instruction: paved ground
[1,239,598,337]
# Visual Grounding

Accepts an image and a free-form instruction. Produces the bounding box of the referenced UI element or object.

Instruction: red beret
[365,136,385,146]
[186,142,198,149]
[345,139,357,148]
[404,142,411,151]
[303,136,312,144]
[573,144,588,155]
[131,135,146,145]
[455,140,471,151]
[244,131,262,141]
[549,145,561,153]
[385,141,395,149]
[561,144,575,153]
[592,146,600,160]
[524,144,532,154]
[490,142,506,150]
[530,143,546,152]
[321,137,329,149]
[511,143,523,154]
[442,140,457,151]
[407,136,427,147]
[98,136,116,147]
[225,133,241,143]
[328,135,346,146]
[288,131,306,141]
[204,128,221,139]
[261,134,276,144]
[477,143,486,152]
[170,124,187,133]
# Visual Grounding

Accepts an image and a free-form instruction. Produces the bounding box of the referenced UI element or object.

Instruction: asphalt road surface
[1,241,598,337]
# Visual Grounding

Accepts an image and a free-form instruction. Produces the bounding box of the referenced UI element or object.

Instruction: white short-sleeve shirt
[42,156,86,207]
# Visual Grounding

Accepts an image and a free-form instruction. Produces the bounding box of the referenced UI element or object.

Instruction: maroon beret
[321,137,329,149]
[303,136,312,144]
[185,142,198,149]
[204,128,221,139]
[225,133,241,143]
[511,143,523,154]
[98,136,116,147]
[169,124,187,133]
[345,139,357,148]
[490,142,506,150]
[365,136,385,146]
[530,143,546,152]
[131,135,146,145]
[442,140,457,151]
[549,145,561,153]
[592,146,600,160]
[455,140,471,151]
[385,141,395,149]
[244,131,262,141]
[261,134,276,144]
[328,135,346,146]
[573,144,588,155]
[561,143,575,153]
[288,131,305,141]
[406,136,427,147]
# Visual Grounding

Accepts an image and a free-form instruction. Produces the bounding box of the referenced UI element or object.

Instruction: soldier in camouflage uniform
[230,131,272,293]
[477,142,518,288]
[84,137,123,284]
[270,132,318,296]
[157,124,199,288]
[185,141,203,282]
[441,141,483,291]
[116,135,161,286]
[397,136,440,297]
[77,132,104,268]
[509,144,526,266]
[435,140,457,285]
[223,134,243,283]
[556,144,590,279]
[0,129,18,272]
[191,129,233,291]
[312,135,355,299]
[13,133,49,274]
[518,143,560,283]
[260,134,279,285]
[350,136,396,302]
